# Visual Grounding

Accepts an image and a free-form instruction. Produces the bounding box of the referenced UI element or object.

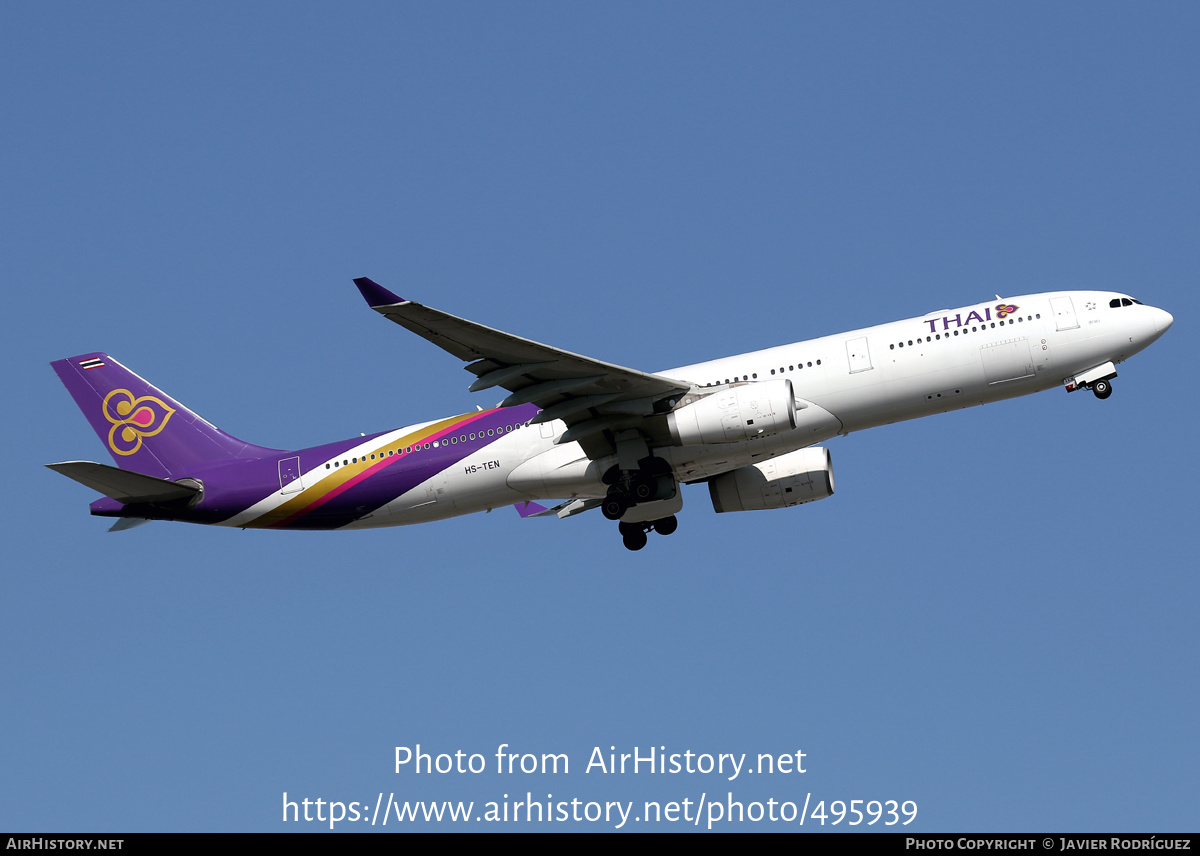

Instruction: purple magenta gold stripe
[245,409,498,529]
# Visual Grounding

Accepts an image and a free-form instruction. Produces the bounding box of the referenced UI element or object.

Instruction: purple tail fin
[52,353,275,479]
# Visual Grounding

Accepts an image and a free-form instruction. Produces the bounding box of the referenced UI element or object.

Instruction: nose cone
[1153,307,1174,334]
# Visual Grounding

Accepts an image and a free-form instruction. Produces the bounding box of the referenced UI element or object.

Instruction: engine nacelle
[667,380,796,446]
[708,447,835,513]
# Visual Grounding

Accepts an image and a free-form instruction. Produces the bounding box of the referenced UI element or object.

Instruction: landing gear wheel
[652,515,678,536]
[618,521,644,537]
[631,473,657,502]
[601,490,630,521]
[1092,379,1112,400]
[622,529,648,551]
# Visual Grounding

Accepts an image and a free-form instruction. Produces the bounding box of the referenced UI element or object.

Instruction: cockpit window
[1110,297,1142,308]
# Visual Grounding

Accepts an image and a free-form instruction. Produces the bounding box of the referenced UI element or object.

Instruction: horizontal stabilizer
[46,461,200,504]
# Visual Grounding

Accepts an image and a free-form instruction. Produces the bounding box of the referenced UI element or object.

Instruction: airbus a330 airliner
[49,279,1172,550]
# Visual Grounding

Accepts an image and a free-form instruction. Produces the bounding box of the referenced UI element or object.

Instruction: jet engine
[708,446,834,513]
[667,380,796,446]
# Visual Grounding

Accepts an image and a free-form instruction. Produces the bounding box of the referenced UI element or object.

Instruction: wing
[355,278,692,453]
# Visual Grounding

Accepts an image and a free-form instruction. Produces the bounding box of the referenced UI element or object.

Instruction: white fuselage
[329,290,1171,528]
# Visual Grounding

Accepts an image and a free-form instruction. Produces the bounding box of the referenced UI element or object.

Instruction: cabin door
[845,337,874,374]
[278,456,304,494]
[1050,297,1079,331]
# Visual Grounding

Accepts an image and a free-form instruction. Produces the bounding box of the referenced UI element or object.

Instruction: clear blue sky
[3,2,1196,831]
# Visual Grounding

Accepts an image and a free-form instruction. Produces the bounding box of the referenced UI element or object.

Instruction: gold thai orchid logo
[102,388,175,456]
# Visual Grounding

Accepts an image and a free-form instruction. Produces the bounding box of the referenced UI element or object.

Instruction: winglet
[354,277,406,308]
[513,501,551,518]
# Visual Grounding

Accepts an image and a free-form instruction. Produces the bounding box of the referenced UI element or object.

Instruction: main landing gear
[600,460,674,521]
[601,457,680,550]
[1091,379,1112,400]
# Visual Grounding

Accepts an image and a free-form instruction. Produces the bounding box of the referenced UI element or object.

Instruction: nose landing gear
[1065,362,1117,400]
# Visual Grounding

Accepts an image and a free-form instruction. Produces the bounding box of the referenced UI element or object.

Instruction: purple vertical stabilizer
[51,353,278,479]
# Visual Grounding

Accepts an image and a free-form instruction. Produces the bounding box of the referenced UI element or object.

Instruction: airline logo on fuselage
[924,303,1019,334]
[102,388,176,456]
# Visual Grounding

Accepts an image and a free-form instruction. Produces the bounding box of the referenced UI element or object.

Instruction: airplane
[48,279,1173,550]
